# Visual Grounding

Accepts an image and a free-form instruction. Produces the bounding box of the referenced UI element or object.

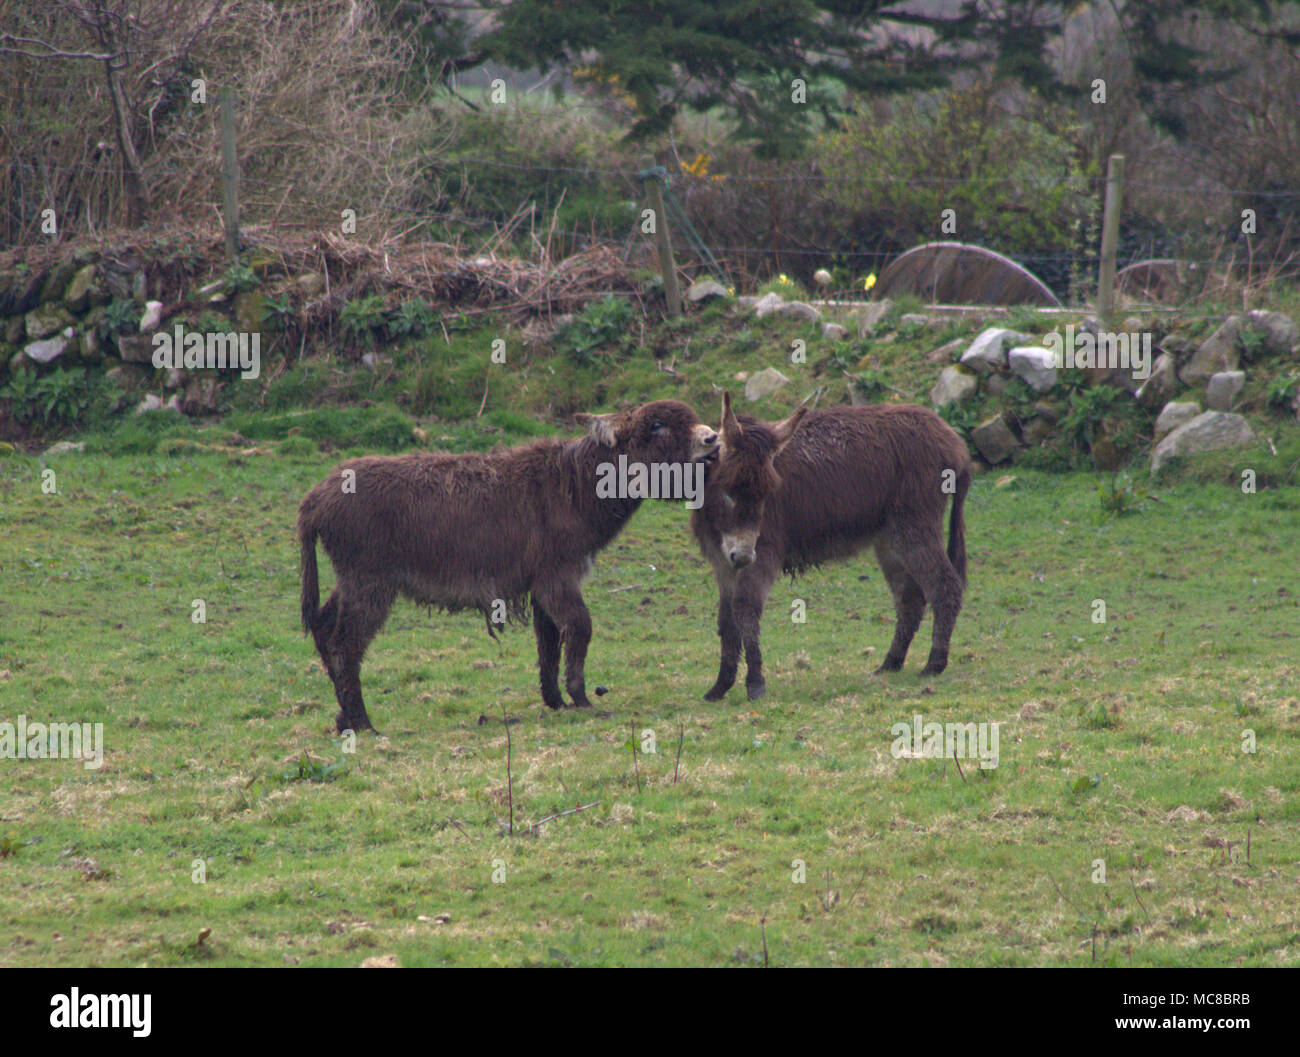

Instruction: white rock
[1007,346,1058,392]
[961,328,1027,375]
[744,367,790,402]
[687,279,728,303]
[930,365,978,407]
[1151,411,1255,474]
[24,332,74,364]
[855,300,892,336]
[1205,371,1245,411]
[139,300,164,332]
[1154,401,1201,441]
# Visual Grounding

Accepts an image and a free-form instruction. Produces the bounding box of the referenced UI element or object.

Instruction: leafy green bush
[1266,372,1298,412]
[339,294,388,351]
[389,298,438,339]
[1,367,100,427]
[222,261,258,294]
[554,295,636,364]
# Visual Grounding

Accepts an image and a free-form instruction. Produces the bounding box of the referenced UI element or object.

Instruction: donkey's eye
[650,420,666,434]
[723,494,737,511]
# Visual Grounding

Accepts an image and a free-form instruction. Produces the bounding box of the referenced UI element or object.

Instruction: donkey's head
[701,392,807,569]
[576,399,719,467]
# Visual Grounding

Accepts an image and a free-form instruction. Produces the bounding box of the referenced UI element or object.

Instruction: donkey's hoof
[703,683,731,701]
[746,683,766,701]
[919,662,948,676]
[337,712,376,735]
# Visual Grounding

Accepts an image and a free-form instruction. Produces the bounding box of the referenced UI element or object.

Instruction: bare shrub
[0,0,445,244]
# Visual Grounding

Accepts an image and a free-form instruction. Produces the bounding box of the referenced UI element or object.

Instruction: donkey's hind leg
[884,519,963,675]
[872,538,927,673]
[327,579,396,733]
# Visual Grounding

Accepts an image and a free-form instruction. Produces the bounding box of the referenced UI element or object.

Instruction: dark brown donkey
[692,393,971,701]
[299,401,719,732]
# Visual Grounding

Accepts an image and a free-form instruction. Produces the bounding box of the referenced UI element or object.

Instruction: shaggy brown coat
[691,393,971,701]
[299,400,718,732]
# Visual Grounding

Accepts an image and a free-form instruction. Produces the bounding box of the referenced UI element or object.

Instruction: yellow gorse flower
[681,153,712,177]
[864,273,877,291]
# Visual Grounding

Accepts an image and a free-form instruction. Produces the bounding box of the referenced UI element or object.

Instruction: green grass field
[2,441,1297,966]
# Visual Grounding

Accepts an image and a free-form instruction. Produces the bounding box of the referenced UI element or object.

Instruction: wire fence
[3,140,1297,309]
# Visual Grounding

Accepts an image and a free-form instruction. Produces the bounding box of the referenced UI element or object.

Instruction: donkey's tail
[299,515,321,634]
[947,465,970,586]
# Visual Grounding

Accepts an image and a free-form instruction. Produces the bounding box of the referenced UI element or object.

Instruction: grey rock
[1135,352,1179,408]
[1154,401,1201,441]
[25,304,72,340]
[930,364,978,407]
[117,333,155,364]
[181,377,222,416]
[1031,401,1060,424]
[769,300,821,322]
[1244,310,1297,358]
[961,327,1028,375]
[44,441,85,456]
[1007,346,1058,392]
[294,272,324,297]
[79,327,102,362]
[1180,316,1242,384]
[971,413,1020,464]
[821,322,849,341]
[139,300,164,332]
[1205,371,1246,411]
[855,299,892,336]
[926,338,966,364]
[24,328,75,364]
[1023,417,1055,445]
[1151,410,1255,474]
[744,366,791,401]
[687,279,729,303]
[753,292,786,319]
[63,263,99,313]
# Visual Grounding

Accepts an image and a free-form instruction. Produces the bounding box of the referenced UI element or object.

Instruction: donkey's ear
[720,391,743,450]
[574,412,620,447]
[771,406,808,452]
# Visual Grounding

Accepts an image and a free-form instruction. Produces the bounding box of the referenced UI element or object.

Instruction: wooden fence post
[1097,153,1124,322]
[641,160,682,318]
[220,87,240,260]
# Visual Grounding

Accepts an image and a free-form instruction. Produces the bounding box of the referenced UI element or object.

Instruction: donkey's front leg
[704,582,741,701]
[732,577,773,701]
